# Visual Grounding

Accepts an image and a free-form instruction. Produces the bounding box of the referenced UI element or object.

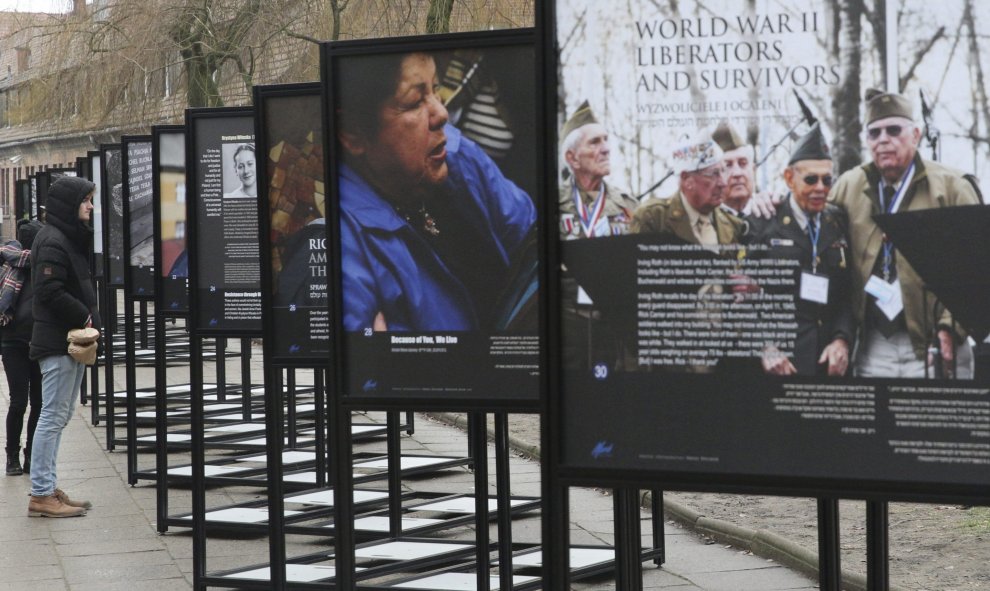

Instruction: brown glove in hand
[67,327,100,365]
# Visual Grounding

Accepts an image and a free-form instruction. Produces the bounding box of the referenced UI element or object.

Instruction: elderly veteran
[712,120,757,217]
[745,123,854,376]
[558,101,639,369]
[558,101,638,240]
[632,133,745,250]
[829,88,981,379]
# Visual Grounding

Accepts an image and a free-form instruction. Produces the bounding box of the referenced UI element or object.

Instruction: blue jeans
[30,355,85,497]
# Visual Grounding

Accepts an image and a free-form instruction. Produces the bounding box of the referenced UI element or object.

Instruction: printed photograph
[334,45,539,333]
[221,142,258,199]
[558,0,990,380]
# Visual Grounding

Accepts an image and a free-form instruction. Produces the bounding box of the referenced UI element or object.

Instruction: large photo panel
[14,179,29,222]
[29,175,37,220]
[256,84,329,364]
[35,171,49,217]
[323,30,542,408]
[153,126,189,314]
[88,151,104,278]
[122,136,155,298]
[552,0,990,502]
[186,108,262,335]
[101,144,125,287]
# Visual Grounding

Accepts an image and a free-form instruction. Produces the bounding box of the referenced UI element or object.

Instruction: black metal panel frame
[186,106,255,590]
[14,179,29,221]
[186,107,263,338]
[321,29,543,415]
[120,134,154,486]
[255,82,330,368]
[98,144,122,451]
[254,78,332,591]
[86,150,104,280]
[87,149,104,426]
[151,123,189,534]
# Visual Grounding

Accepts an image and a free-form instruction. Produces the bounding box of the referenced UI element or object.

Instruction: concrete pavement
[0,353,819,590]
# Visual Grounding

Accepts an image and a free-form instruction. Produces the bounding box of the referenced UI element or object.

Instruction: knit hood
[45,176,96,245]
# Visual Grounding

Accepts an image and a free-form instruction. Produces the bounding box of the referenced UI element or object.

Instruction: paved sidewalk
[0,389,190,590]
[0,365,818,590]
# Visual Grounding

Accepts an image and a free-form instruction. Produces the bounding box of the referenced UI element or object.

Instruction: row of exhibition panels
[11,28,665,590]
[18,16,989,589]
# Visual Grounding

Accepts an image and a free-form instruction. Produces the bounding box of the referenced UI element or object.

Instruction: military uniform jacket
[630,190,745,247]
[745,200,854,376]
[339,125,535,332]
[829,155,981,359]
[558,180,637,369]
[559,180,638,240]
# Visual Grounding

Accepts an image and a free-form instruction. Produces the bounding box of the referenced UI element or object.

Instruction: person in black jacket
[27,176,101,518]
[3,219,43,475]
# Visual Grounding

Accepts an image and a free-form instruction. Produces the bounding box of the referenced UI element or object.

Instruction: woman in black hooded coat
[27,176,101,518]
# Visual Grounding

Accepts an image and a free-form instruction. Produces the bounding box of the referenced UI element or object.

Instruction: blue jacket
[340,125,536,331]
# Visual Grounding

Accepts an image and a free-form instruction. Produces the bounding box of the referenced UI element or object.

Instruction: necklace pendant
[422,212,439,236]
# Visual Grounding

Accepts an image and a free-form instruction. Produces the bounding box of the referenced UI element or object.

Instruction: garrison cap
[788,122,831,164]
[865,88,914,124]
[561,100,599,141]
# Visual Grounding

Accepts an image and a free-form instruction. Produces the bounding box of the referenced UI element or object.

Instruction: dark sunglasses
[802,174,833,187]
[867,125,904,140]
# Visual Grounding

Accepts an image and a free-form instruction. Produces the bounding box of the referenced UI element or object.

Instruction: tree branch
[898,26,945,92]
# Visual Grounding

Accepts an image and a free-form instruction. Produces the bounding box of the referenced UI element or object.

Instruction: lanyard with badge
[864,162,915,320]
[800,213,830,304]
[574,185,607,238]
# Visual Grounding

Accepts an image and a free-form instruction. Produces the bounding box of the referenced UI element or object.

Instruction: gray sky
[0,0,71,13]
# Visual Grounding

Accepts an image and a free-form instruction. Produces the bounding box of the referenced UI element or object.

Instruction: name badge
[577,285,594,305]
[770,238,794,247]
[865,276,903,320]
[800,272,829,304]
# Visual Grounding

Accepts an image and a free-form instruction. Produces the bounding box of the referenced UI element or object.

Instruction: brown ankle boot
[28,494,86,518]
[54,489,92,510]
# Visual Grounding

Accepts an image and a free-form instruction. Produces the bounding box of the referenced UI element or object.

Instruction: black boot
[22,444,30,475]
[6,447,22,476]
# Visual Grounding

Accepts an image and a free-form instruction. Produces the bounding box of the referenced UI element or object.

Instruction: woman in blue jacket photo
[335,50,536,332]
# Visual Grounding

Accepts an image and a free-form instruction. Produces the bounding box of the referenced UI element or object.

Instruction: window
[16,47,30,73]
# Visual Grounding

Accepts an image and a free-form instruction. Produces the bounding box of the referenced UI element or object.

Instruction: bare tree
[830,0,864,174]
[963,0,990,150]
[863,0,886,87]
[9,0,533,132]
[427,0,455,34]
[164,0,271,108]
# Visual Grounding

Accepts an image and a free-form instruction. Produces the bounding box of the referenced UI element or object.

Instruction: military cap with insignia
[671,131,724,173]
[561,100,599,141]
[864,87,914,124]
[788,121,831,165]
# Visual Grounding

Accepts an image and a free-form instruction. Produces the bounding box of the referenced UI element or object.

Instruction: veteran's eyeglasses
[867,125,904,140]
[802,174,833,187]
